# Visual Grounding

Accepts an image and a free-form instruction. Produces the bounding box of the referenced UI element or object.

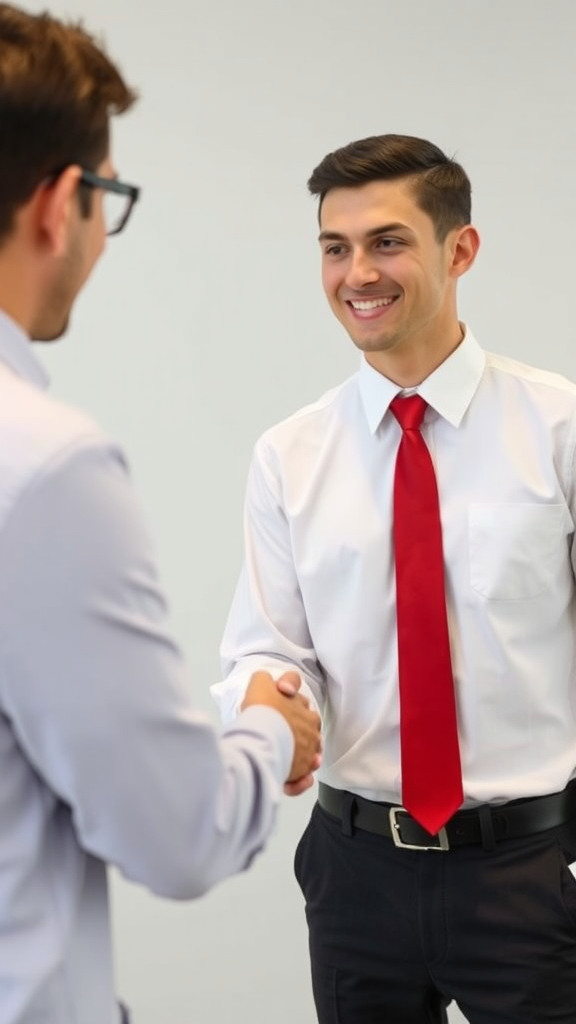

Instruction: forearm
[0,443,293,899]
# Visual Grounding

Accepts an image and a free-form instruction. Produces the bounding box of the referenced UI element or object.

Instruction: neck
[366,319,465,387]
[0,247,40,338]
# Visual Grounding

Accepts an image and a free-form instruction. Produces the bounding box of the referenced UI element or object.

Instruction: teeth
[350,298,395,310]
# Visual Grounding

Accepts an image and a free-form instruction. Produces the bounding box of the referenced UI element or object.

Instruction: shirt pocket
[468,503,566,600]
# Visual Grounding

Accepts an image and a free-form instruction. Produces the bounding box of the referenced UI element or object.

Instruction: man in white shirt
[213,134,576,1022]
[0,5,321,1024]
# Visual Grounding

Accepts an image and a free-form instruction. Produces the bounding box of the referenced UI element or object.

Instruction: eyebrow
[318,222,414,242]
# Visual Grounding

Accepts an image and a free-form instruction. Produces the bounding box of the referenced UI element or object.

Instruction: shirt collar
[0,310,50,390]
[358,325,486,434]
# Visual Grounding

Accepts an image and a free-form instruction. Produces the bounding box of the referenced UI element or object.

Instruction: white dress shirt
[0,311,294,1024]
[213,327,576,807]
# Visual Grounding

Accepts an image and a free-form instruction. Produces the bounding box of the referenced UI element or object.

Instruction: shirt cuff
[224,704,294,782]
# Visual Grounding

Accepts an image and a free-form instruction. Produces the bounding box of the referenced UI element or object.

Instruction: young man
[213,134,576,1022]
[0,6,321,1024]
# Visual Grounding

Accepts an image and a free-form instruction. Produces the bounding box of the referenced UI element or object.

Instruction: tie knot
[390,394,427,431]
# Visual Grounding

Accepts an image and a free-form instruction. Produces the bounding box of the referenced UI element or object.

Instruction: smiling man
[318,173,476,384]
[213,134,576,1023]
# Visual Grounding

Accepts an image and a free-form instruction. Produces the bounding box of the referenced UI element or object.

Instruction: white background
[18,0,576,1021]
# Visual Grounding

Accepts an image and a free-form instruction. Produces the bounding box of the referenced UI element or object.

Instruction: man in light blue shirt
[0,5,321,1023]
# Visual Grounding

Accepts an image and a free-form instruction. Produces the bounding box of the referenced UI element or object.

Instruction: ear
[447,224,481,279]
[35,165,83,257]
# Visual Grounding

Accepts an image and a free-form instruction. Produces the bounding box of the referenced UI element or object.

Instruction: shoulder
[256,373,360,458]
[484,350,576,400]
[0,366,124,525]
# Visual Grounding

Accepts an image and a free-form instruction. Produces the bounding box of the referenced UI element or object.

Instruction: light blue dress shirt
[0,310,294,1024]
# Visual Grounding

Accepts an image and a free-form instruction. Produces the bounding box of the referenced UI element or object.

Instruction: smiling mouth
[346,296,399,317]
[349,297,396,310]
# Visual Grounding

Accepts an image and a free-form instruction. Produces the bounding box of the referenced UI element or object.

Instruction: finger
[250,670,275,683]
[276,682,310,706]
[277,670,301,692]
[276,677,298,697]
[283,774,315,797]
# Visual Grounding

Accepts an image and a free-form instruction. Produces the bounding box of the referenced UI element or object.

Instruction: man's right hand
[242,670,322,787]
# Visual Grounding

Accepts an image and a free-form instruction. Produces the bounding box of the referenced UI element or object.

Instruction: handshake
[242,671,322,796]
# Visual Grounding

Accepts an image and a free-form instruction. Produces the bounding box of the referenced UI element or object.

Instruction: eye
[375,237,403,250]
[324,244,347,257]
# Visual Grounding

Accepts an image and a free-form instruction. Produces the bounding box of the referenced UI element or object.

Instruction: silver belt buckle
[389,807,450,851]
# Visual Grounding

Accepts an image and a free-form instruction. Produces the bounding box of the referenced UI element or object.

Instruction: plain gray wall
[16,0,576,1021]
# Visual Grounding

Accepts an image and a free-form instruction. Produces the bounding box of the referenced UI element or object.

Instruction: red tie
[390,394,463,835]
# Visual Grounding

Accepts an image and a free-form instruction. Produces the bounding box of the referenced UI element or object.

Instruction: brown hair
[307,134,471,240]
[0,3,137,241]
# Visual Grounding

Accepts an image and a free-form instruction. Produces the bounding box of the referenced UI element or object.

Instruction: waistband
[317,782,576,852]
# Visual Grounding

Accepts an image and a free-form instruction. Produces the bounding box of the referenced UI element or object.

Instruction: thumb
[276,670,301,696]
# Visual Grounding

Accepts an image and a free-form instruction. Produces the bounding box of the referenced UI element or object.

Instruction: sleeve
[212,437,325,723]
[564,406,576,579]
[0,440,294,899]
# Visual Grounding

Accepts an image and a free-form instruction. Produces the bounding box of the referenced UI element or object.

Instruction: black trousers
[294,802,576,1024]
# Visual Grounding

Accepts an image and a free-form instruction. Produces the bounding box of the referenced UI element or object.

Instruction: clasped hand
[242,671,322,796]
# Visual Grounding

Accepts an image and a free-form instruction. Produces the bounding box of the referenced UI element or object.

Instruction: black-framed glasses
[79,170,141,236]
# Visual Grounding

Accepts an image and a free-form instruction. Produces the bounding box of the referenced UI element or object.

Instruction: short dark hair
[0,3,137,242]
[307,134,471,240]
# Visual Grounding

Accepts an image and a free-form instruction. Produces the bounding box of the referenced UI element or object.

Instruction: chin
[31,317,70,343]
[351,333,395,354]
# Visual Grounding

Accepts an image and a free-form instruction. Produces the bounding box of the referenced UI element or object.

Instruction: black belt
[318,782,576,851]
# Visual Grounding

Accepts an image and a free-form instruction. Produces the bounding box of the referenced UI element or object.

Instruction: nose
[344,248,380,290]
